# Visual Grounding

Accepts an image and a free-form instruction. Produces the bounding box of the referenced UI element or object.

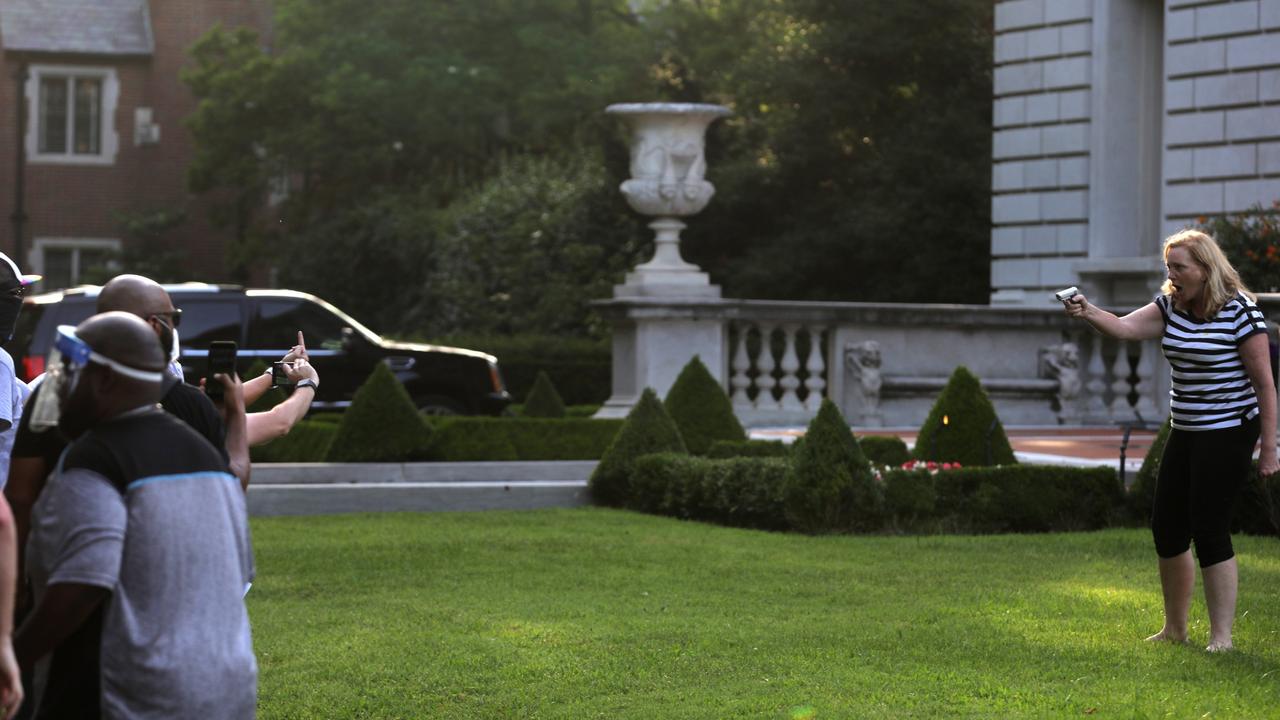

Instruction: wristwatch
[295,378,318,392]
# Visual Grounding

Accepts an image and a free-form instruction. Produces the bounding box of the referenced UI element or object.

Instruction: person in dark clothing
[3,276,248,720]
[13,313,255,718]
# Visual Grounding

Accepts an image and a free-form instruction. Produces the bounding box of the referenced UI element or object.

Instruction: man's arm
[13,583,108,670]
[4,457,48,593]
[14,467,122,675]
[241,372,273,408]
[213,373,251,492]
[243,331,309,407]
[246,359,319,447]
[0,497,23,719]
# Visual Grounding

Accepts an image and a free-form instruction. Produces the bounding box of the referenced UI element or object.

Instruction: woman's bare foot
[1145,628,1189,644]
[1205,638,1234,652]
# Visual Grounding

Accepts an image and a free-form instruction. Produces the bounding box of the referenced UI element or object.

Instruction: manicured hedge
[926,465,1123,533]
[663,356,746,455]
[630,454,789,531]
[427,417,624,461]
[625,453,1125,535]
[522,371,567,418]
[250,420,339,463]
[326,363,434,462]
[590,388,687,507]
[860,435,911,467]
[914,366,1016,466]
[705,439,791,459]
[784,399,879,533]
[425,333,611,406]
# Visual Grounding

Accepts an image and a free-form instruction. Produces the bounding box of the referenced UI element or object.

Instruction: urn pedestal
[595,103,732,418]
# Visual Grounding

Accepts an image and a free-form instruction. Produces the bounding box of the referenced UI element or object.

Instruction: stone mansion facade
[990,0,1280,309]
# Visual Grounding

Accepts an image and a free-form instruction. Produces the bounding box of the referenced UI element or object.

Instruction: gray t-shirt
[27,410,256,719]
[0,347,28,486]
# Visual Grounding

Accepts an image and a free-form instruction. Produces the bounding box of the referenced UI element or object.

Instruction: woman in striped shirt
[1065,229,1277,652]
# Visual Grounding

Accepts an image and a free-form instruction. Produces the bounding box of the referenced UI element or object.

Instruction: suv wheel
[417,395,464,416]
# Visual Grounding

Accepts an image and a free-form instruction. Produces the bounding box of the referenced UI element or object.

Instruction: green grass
[249,509,1280,719]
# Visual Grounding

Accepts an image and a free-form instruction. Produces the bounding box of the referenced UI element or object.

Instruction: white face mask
[169,327,181,364]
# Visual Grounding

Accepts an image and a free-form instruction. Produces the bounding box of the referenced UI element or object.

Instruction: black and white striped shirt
[1156,292,1268,431]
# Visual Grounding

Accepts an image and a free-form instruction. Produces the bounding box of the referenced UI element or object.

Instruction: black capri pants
[1152,416,1259,568]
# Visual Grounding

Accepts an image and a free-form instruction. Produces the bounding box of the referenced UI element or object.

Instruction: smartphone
[271,361,295,387]
[206,341,238,400]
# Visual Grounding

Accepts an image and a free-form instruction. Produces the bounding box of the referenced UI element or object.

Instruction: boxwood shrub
[426,417,624,461]
[926,464,1123,533]
[860,435,911,467]
[589,388,687,507]
[914,366,1016,466]
[250,420,338,463]
[663,356,746,455]
[630,453,789,531]
[625,454,1123,535]
[522,371,567,418]
[325,363,433,462]
[705,439,791,459]
[784,399,880,533]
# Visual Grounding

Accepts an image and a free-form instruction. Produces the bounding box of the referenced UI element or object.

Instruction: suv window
[174,297,243,347]
[250,298,349,352]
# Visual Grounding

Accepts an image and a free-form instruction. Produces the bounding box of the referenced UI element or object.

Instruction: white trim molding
[31,237,122,289]
[25,64,120,166]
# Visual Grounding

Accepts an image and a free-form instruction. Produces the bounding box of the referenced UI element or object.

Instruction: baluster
[803,327,826,411]
[778,323,803,411]
[1132,337,1159,421]
[1084,335,1108,420]
[730,323,754,410]
[755,322,779,409]
[1109,339,1133,420]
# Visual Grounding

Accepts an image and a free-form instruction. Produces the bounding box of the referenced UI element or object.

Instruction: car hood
[381,340,497,364]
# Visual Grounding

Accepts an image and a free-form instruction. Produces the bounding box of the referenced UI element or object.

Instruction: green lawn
[248,509,1280,719]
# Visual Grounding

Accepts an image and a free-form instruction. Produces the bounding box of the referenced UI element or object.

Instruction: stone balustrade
[596,295,1171,428]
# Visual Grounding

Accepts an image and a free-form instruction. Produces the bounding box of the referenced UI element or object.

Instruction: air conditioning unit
[134,107,161,146]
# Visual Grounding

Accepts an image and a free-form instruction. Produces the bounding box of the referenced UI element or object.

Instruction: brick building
[0,0,272,290]
[990,0,1280,307]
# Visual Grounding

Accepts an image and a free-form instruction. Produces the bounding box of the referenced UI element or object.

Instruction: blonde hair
[1161,229,1253,317]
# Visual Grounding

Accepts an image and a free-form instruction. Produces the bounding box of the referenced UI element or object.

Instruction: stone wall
[990,0,1096,306]
[1163,0,1280,234]
[990,0,1280,308]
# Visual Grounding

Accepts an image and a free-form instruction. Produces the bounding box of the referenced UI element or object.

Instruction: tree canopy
[184,0,993,336]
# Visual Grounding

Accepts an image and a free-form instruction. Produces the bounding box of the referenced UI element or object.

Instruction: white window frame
[25,64,120,166]
[31,237,123,289]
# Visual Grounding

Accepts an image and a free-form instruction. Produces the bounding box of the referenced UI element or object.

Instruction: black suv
[12,284,511,416]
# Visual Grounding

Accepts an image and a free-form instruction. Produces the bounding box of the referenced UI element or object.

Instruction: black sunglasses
[148,308,183,329]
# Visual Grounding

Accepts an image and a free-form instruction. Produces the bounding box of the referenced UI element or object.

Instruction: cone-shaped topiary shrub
[1128,417,1171,522]
[325,363,433,462]
[589,388,687,507]
[522,370,566,418]
[783,398,880,533]
[913,366,1016,466]
[664,355,746,455]
[243,359,285,414]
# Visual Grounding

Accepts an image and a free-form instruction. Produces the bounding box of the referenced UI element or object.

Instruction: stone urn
[606,102,731,298]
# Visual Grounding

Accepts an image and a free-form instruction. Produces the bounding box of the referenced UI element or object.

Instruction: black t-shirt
[13,377,229,469]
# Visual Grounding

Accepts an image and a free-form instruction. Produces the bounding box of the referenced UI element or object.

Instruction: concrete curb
[247,461,595,516]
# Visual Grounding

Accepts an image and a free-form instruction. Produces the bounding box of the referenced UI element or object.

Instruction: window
[26,65,119,164]
[172,298,244,348]
[31,238,121,290]
[249,298,349,352]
